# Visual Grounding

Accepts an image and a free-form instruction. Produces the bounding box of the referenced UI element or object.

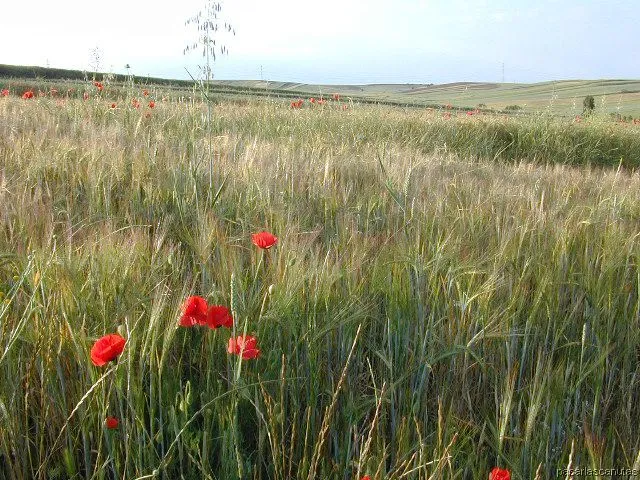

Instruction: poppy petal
[106,416,119,429]
[251,231,278,249]
[91,334,126,366]
[179,296,208,327]
[207,305,233,329]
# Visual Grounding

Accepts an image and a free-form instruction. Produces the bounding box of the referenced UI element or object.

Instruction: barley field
[0,86,639,479]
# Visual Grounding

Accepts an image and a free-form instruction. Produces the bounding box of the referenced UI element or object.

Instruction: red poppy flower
[50,88,58,96]
[332,93,340,101]
[148,101,155,108]
[206,305,233,329]
[252,231,278,249]
[106,416,119,429]
[360,477,371,480]
[110,103,116,109]
[94,81,104,91]
[143,89,149,96]
[83,92,89,100]
[90,334,126,366]
[179,296,208,327]
[489,467,511,480]
[309,97,315,103]
[228,335,260,359]
[1,89,8,97]
[22,91,34,99]
[132,98,140,109]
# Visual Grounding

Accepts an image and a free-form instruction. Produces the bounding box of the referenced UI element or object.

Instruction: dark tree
[583,95,595,115]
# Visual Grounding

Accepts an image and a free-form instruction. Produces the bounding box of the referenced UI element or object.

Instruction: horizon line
[2,63,639,87]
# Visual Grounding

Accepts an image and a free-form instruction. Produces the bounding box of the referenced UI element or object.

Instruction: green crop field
[0,74,639,479]
[213,79,640,117]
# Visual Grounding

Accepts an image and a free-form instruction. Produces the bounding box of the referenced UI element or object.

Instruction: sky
[1,0,638,85]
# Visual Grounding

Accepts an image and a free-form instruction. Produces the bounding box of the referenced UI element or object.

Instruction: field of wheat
[0,86,639,479]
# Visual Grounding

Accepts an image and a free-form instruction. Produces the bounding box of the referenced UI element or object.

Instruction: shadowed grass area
[201,103,640,167]
[0,94,639,479]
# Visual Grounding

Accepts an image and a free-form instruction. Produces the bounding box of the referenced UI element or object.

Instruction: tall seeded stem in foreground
[307,324,362,480]
[356,382,386,479]
[184,0,235,199]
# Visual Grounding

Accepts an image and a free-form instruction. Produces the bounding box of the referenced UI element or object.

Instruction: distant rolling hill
[2,64,639,115]
[211,79,640,116]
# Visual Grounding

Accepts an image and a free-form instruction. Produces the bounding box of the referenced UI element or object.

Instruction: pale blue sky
[1,0,638,84]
